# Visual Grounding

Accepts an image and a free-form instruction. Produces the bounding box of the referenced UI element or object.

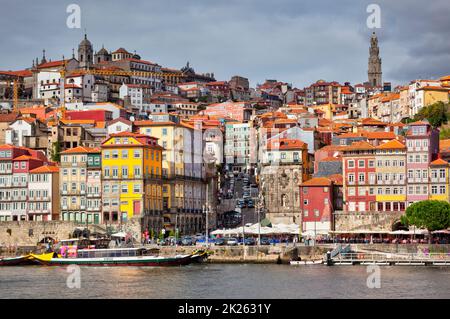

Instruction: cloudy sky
[0,0,449,88]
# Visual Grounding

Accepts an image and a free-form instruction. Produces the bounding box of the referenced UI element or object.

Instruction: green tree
[50,142,61,163]
[401,200,450,241]
[440,127,450,140]
[413,101,449,128]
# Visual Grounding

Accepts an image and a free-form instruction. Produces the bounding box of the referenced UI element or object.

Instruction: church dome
[97,46,109,55]
[79,34,92,47]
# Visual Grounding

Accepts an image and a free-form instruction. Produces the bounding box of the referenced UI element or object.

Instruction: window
[162,128,168,136]
[358,160,365,168]
[440,185,446,194]
[408,170,413,179]
[303,210,309,217]
[431,170,438,179]
[122,167,128,177]
[121,184,128,193]
[440,169,446,179]
[431,185,438,194]
[368,160,375,168]
[423,154,428,163]
[134,150,140,158]
[112,150,119,159]
[348,174,354,183]
[348,188,355,196]
[377,160,383,167]
[122,150,128,159]
[348,160,355,168]
[358,173,365,183]
[104,151,110,159]
[358,187,365,196]
[134,184,141,193]
[303,199,309,205]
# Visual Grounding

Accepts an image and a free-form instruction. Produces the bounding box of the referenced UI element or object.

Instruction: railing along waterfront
[331,251,450,265]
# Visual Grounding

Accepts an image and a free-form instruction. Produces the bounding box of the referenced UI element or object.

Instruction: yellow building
[429,158,449,201]
[134,120,206,234]
[416,86,449,109]
[101,132,163,232]
[374,140,407,212]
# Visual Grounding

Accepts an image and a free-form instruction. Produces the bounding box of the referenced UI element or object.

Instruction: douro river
[1,264,449,298]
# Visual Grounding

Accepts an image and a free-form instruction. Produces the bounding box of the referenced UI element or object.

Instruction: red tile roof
[301,177,332,187]
[61,146,100,154]
[376,139,406,150]
[266,139,307,150]
[29,165,60,173]
[430,158,448,166]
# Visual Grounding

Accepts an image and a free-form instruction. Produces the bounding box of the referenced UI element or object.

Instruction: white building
[106,118,133,135]
[28,166,60,221]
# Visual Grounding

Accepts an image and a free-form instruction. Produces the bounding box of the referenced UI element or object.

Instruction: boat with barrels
[29,247,208,266]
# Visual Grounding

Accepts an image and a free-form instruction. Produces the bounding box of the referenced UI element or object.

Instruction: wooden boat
[30,248,208,267]
[0,255,32,266]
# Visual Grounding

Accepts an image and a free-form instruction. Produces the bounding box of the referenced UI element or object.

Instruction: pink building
[200,101,252,122]
[405,120,439,204]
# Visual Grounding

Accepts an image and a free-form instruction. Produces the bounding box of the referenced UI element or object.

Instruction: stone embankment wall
[334,212,404,232]
[0,219,142,247]
[154,245,330,264]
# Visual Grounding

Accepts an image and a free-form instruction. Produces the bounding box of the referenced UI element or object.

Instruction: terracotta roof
[376,139,406,150]
[61,146,100,154]
[0,113,19,123]
[328,174,343,185]
[37,60,66,69]
[440,75,450,81]
[134,120,177,127]
[266,139,307,150]
[362,131,396,140]
[408,120,429,126]
[430,158,448,166]
[417,86,449,91]
[301,177,332,187]
[13,155,41,161]
[112,47,131,54]
[343,141,375,151]
[321,156,342,162]
[0,70,33,77]
[29,165,60,173]
[360,118,386,126]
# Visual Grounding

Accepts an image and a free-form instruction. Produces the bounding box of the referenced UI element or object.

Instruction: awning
[329,230,391,234]
[111,232,127,238]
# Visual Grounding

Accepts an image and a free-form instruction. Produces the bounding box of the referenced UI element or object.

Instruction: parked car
[260,237,271,245]
[215,238,226,246]
[236,199,246,208]
[181,236,195,246]
[247,199,254,208]
[243,237,256,245]
[226,237,239,246]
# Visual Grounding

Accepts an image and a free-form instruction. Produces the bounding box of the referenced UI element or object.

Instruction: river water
[1,264,449,299]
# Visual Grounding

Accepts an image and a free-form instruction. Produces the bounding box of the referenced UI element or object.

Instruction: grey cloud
[0,0,448,88]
